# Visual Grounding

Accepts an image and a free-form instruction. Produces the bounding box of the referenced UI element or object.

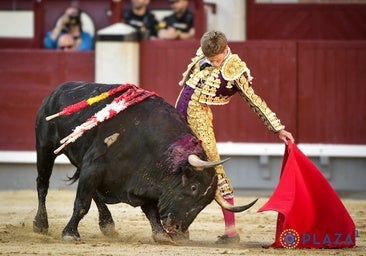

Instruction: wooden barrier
[0,40,365,150]
[247,0,366,40]
[0,50,94,150]
[140,40,297,143]
[139,40,366,144]
[297,41,366,144]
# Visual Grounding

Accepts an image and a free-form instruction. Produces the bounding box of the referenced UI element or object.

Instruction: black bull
[33,82,257,243]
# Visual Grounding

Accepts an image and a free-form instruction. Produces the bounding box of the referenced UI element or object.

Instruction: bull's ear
[182,174,189,187]
[181,168,194,186]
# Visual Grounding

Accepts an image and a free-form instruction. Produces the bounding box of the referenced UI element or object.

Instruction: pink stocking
[221,197,237,237]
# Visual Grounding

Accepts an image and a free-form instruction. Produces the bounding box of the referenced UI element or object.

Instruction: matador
[175,31,294,244]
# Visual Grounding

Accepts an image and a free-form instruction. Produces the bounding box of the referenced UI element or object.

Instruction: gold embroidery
[186,65,233,105]
[179,48,205,86]
[217,173,234,199]
[181,48,284,132]
[235,74,285,132]
[221,54,247,81]
[186,100,233,198]
[226,81,233,89]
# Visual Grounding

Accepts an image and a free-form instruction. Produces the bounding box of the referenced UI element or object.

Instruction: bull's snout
[163,213,184,233]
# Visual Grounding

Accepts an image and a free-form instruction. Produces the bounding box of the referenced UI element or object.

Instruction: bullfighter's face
[207,47,229,68]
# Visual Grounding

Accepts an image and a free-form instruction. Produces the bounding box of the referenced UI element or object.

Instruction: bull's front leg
[62,193,92,241]
[141,204,176,245]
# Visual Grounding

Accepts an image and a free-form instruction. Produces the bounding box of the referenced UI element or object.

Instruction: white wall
[204,0,246,41]
[0,11,34,38]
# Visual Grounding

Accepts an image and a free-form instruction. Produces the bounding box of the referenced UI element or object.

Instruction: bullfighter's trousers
[187,100,234,200]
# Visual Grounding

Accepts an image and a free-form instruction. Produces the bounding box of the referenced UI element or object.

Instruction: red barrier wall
[140,40,366,144]
[140,40,297,143]
[0,41,365,150]
[247,0,366,40]
[0,50,94,150]
[215,41,297,143]
[297,41,366,143]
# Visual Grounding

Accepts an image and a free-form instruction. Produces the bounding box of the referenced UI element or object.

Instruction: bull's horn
[215,189,258,212]
[188,154,230,169]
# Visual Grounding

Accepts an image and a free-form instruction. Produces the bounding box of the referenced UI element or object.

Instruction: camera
[67,13,81,26]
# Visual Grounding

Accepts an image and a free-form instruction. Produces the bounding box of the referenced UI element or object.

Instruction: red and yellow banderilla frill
[48,85,157,154]
[45,84,135,121]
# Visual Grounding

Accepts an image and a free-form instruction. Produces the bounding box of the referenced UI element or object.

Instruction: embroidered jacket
[176,47,285,133]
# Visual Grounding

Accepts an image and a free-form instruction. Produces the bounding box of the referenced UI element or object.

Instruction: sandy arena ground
[0,189,365,256]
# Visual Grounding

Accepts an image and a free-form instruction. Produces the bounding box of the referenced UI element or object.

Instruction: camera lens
[68,13,80,25]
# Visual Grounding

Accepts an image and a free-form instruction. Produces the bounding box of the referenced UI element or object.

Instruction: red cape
[258,141,356,249]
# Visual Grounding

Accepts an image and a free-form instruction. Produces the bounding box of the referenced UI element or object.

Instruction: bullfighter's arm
[221,54,285,133]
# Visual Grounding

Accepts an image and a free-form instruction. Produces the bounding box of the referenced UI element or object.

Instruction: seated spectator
[157,0,194,40]
[123,0,158,40]
[44,6,94,51]
[57,34,76,51]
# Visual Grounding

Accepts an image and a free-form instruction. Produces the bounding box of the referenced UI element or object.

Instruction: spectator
[123,0,158,40]
[44,6,93,51]
[57,34,76,51]
[157,0,194,40]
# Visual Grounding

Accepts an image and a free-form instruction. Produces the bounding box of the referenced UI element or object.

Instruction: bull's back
[35,82,125,161]
[37,82,120,124]
[35,82,192,167]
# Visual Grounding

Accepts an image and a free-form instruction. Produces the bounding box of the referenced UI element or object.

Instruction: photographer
[44,7,93,51]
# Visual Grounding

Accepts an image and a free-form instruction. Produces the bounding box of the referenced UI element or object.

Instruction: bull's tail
[66,169,81,185]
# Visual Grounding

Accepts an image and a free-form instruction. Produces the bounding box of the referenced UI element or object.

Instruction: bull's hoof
[62,234,81,242]
[169,231,190,242]
[33,221,48,234]
[62,229,81,242]
[152,233,177,245]
[100,223,118,237]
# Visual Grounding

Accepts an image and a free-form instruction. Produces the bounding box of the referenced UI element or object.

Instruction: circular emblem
[280,229,300,249]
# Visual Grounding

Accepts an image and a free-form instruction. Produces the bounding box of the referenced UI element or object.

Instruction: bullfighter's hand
[277,129,295,144]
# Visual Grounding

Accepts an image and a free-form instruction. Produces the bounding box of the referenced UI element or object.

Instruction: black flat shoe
[215,234,240,244]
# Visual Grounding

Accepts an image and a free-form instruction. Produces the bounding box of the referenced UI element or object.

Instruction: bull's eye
[191,184,197,192]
